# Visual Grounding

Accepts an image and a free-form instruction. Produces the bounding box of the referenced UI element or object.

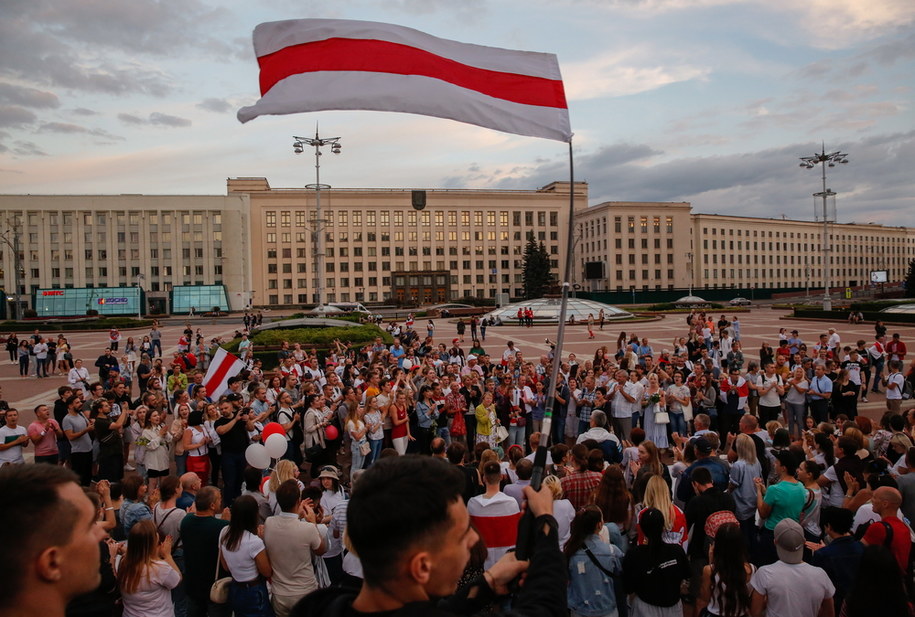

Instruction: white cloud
[563,49,709,100]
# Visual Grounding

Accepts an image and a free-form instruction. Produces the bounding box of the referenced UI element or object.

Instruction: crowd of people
[3,311,915,617]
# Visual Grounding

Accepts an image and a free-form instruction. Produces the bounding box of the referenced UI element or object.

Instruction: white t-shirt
[749,560,834,617]
[553,498,576,549]
[886,372,905,400]
[121,560,181,617]
[757,374,783,407]
[0,425,28,464]
[220,528,266,582]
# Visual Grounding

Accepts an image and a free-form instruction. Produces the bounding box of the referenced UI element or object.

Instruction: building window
[265,212,276,227]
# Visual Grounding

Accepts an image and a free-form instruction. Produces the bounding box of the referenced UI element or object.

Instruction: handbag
[493,425,509,443]
[654,409,670,425]
[682,401,694,422]
[209,532,231,604]
[359,440,371,457]
[304,443,323,461]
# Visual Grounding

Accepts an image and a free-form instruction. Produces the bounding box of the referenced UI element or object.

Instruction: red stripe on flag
[257,38,567,109]
[205,351,240,397]
[470,513,521,549]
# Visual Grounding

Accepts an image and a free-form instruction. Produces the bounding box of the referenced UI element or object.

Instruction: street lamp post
[294,130,342,309]
[799,145,848,312]
[686,252,694,296]
[135,274,145,320]
[0,217,23,321]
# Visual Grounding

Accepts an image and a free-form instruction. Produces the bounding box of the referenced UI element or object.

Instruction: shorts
[147,468,170,478]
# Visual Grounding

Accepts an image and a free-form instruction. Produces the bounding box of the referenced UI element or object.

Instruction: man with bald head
[862,486,911,573]
[176,472,202,510]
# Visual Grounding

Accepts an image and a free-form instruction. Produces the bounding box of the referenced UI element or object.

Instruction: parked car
[729,297,752,306]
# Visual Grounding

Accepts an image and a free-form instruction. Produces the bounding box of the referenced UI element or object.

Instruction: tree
[522,232,552,299]
[905,259,915,298]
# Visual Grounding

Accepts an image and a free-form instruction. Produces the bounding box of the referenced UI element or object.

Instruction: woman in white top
[345,403,368,481]
[141,409,173,493]
[117,519,181,617]
[784,366,809,440]
[183,410,210,486]
[363,396,384,466]
[129,406,149,479]
[262,459,304,516]
[220,496,273,617]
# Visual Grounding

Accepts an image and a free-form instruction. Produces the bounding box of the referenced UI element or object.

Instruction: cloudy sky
[1,0,913,225]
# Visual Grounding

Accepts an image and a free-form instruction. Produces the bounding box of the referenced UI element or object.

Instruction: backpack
[854,520,915,598]
[904,379,914,401]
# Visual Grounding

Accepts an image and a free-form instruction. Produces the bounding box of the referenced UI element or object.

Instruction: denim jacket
[567,535,622,617]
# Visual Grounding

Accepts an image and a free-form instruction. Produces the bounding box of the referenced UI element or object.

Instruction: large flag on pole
[237,18,571,142]
[203,348,246,399]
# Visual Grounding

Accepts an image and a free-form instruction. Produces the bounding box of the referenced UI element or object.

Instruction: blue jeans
[437,425,451,446]
[151,339,162,358]
[669,412,687,436]
[553,413,566,445]
[351,442,366,479]
[368,438,383,465]
[221,451,246,505]
[508,425,525,448]
[228,580,274,617]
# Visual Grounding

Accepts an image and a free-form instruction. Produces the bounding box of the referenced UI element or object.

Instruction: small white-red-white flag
[237,18,571,142]
[203,348,246,399]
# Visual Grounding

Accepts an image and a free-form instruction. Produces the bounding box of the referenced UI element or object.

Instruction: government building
[575,201,915,294]
[1,179,912,316]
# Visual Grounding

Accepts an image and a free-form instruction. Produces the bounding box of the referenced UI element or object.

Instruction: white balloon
[245,443,271,469]
[402,359,413,370]
[264,433,288,459]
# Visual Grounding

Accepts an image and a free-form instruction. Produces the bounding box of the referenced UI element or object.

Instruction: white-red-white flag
[467,492,521,570]
[237,18,571,142]
[203,348,246,399]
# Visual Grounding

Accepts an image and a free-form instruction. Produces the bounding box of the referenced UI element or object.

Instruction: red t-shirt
[863,516,911,573]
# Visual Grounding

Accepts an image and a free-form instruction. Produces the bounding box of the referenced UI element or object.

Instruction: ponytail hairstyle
[563,504,603,562]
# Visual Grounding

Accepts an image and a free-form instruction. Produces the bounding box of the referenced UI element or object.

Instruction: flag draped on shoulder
[237,18,571,142]
[203,348,246,399]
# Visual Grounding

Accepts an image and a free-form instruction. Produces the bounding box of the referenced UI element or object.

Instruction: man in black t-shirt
[214,397,253,506]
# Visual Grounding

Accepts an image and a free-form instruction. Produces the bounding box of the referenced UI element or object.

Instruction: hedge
[0,317,156,332]
[223,324,393,352]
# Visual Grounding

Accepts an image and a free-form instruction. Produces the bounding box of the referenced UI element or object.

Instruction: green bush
[223,324,392,352]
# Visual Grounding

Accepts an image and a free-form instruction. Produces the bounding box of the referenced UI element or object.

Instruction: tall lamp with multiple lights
[293,131,342,309]
[799,145,848,311]
[0,217,23,321]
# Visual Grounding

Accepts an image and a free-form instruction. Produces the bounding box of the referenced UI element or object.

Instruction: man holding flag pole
[238,17,573,617]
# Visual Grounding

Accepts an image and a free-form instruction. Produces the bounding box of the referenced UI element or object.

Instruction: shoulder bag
[209,529,232,604]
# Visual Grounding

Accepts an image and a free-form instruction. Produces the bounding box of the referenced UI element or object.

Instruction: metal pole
[821,160,831,311]
[313,132,326,308]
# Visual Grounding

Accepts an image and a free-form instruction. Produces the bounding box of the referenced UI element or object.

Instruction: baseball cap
[774,518,805,564]
[467,354,477,361]
[694,436,712,454]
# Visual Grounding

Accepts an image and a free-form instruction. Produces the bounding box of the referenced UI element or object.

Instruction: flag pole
[516,137,575,559]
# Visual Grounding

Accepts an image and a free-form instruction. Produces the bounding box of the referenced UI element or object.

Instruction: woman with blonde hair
[263,459,304,516]
[636,474,687,547]
[117,519,181,617]
[475,391,497,448]
[542,474,576,549]
[730,433,762,544]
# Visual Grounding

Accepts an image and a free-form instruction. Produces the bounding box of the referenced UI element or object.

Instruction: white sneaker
[124,464,136,471]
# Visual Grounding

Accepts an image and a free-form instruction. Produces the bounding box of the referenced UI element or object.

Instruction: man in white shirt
[609,370,636,440]
[750,519,834,617]
[263,479,326,617]
[884,360,906,414]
